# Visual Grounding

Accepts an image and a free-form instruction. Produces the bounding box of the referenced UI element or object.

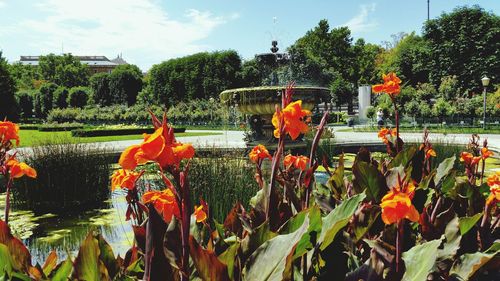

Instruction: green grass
[18,130,221,147]
[338,126,500,134]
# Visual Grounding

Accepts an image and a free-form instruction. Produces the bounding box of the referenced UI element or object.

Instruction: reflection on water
[0,190,133,264]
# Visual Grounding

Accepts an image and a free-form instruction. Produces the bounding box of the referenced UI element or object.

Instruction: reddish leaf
[0,219,31,272]
[42,250,58,276]
[189,236,230,281]
[223,202,243,236]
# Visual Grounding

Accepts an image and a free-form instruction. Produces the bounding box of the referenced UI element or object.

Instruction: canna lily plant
[1,78,499,281]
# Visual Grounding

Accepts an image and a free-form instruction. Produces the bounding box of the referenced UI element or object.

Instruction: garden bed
[71,127,186,137]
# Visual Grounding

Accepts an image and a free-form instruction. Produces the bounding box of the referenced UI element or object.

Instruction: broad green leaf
[434,156,456,186]
[388,145,417,169]
[327,154,345,199]
[439,171,456,194]
[0,220,31,272]
[318,193,366,251]
[219,242,240,280]
[0,244,13,276]
[51,258,72,281]
[42,251,57,277]
[418,170,436,190]
[241,221,277,257]
[449,249,499,280]
[72,233,110,281]
[293,206,322,259]
[243,216,310,281]
[438,217,461,261]
[458,213,483,235]
[189,236,230,281]
[402,239,442,281]
[352,205,380,243]
[353,161,387,202]
[97,234,119,279]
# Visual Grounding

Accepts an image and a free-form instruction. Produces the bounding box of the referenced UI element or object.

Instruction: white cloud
[0,1,5,8]
[4,0,233,70]
[339,3,378,33]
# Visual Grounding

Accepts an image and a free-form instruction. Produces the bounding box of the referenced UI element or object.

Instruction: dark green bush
[37,122,84,132]
[52,86,69,108]
[71,127,185,137]
[15,90,34,119]
[12,142,111,213]
[67,86,89,108]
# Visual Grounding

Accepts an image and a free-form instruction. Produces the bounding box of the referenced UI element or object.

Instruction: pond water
[0,190,134,264]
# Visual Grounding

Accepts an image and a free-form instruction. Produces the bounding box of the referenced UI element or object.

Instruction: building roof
[18,55,125,67]
[110,54,128,65]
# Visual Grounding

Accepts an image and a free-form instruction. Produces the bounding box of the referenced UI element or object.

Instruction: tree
[8,62,42,90]
[89,72,112,106]
[39,54,90,88]
[109,64,143,106]
[352,39,383,85]
[67,87,89,108]
[438,75,462,100]
[53,86,69,109]
[15,91,34,119]
[432,98,455,121]
[34,82,58,118]
[0,52,18,121]
[423,5,499,92]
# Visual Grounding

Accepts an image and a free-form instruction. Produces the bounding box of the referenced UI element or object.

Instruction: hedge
[71,127,186,137]
[37,123,84,132]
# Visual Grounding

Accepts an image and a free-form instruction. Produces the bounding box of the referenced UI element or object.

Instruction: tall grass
[12,140,111,213]
[188,152,259,222]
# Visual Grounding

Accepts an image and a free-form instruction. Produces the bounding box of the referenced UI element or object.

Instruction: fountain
[220,41,331,150]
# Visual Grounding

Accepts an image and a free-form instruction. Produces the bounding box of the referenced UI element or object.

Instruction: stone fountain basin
[220,86,330,115]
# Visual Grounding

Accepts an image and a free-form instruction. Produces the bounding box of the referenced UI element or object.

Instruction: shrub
[37,122,84,132]
[12,141,111,213]
[15,90,34,119]
[34,82,58,118]
[67,86,89,108]
[52,86,69,108]
[46,107,80,123]
[71,127,185,137]
[89,72,112,106]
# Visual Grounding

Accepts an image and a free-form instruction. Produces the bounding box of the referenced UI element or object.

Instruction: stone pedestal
[358,85,371,121]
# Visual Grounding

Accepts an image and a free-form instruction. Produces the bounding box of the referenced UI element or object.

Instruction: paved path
[14,128,500,157]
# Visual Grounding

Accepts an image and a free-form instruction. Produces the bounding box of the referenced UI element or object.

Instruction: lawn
[337,126,500,134]
[18,130,221,147]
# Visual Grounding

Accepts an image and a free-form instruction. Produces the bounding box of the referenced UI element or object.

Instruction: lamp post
[481,76,490,130]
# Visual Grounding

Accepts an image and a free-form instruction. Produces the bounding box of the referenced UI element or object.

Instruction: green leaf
[218,242,240,281]
[318,193,366,251]
[449,249,499,280]
[326,154,345,199]
[0,220,31,272]
[189,236,230,281]
[243,216,310,281]
[352,205,381,243]
[434,156,456,186]
[72,232,110,281]
[51,258,72,281]
[241,221,277,257]
[402,239,442,281]
[458,213,483,235]
[293,206,322,259]
[97,234,119,279]
[388,145,417,169]
[0,244,13,276]
[419,171,436,190]
[438,217,461,261]
[440,171,457,194]
[353,161,387,202]
[42,251,57,277]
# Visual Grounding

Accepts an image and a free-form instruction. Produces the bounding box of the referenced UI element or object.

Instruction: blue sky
[0,0,498,71]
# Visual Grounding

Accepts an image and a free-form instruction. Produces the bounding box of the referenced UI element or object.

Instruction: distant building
[18,54,128,74]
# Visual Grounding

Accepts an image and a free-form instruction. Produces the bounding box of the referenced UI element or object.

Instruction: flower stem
[180,171,191,281]
[4,177,13,225]
[396,220,403,273]
[392,97,400,153]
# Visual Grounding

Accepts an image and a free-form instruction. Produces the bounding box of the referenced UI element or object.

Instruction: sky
[0,0,498,71]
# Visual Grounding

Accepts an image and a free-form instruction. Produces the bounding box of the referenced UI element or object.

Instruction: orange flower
[378,127,396,144]
[111,169,141,191]
[142,188,180,223]
[380,181,419,225]
[272,100,311,140]
[460,152,481,166]
[283,154,309,171]
[0,121,20,146]
[372,72,402,96]
[6,159,37,179]
[486,172,500,205]
[481,147,494,160]
[425,148,436,159]
[193,205,207,223]
[172,143,195,162]
[249,144,272,163]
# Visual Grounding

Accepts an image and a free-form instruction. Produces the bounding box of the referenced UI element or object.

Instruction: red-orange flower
[481,147,494,160]
[249,144,272,163]
[193,205,207,223]
[378,127,396,144]
[373,72,402,96]
[283,154,309,171]
[6,159,37,179]
[111,169,141,191]
[380,181,419,225]
[142,188,180,223]
[425,148,436,159]
[272,100,311,140]
[172,143,195,162]
[0,121,20,146]
[460,152,481,166]
[486,172,500,205]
